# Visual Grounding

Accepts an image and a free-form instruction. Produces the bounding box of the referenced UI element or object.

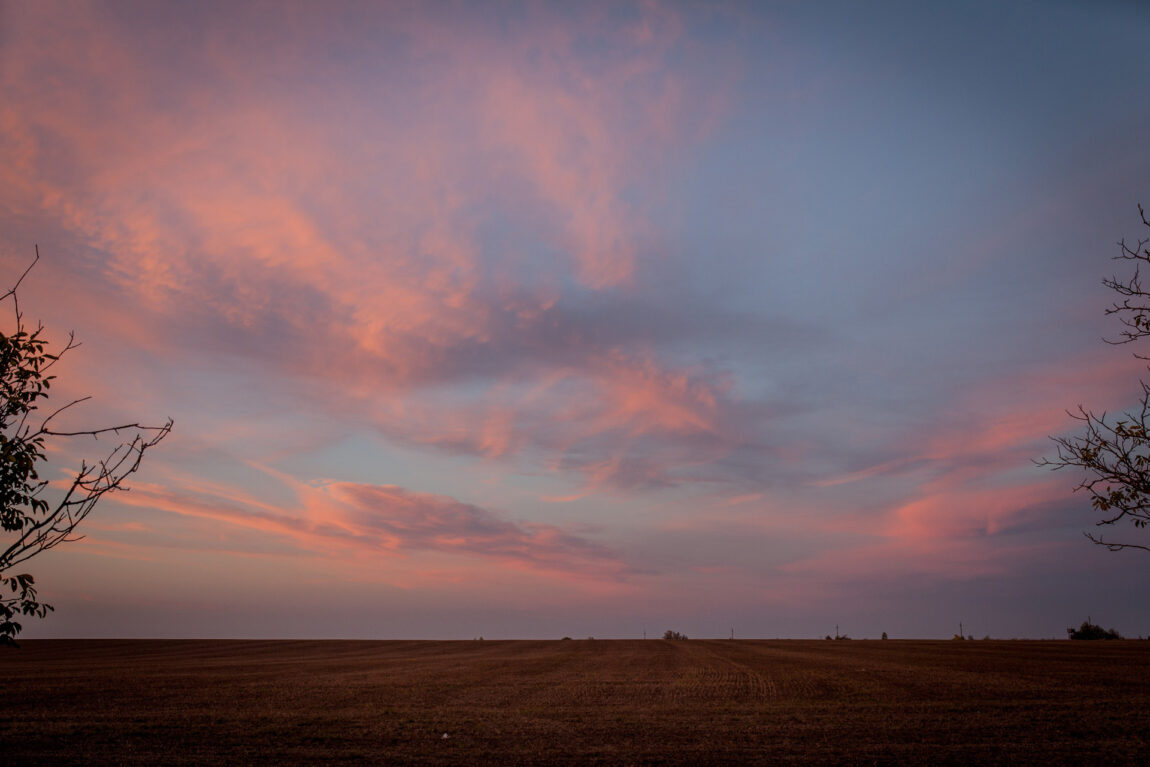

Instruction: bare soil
[2,639,1148,765]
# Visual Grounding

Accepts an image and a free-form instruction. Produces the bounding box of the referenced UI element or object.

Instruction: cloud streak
[112,468,629,583]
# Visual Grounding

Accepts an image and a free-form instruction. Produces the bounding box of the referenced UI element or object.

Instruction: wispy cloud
[0,0,753,493]
[109,465,630,582]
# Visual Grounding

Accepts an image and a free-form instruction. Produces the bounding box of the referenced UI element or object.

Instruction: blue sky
[2,0,1149,639]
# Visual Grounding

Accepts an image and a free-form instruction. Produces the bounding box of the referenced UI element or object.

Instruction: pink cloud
[779,535,1069,584]
[0,1,749,494]
[799,349,1149,577]
[323,482,624,573]
[108,467,630,583]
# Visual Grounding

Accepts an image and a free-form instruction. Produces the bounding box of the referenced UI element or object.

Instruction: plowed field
[3,639,1147,765]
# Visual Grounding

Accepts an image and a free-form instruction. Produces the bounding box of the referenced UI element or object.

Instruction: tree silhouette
[1041,206,1150,552]
[1,251,171,645]
[1067,618,1122,640]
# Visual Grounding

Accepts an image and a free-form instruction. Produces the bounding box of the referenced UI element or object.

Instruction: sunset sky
[3,0,1150,640]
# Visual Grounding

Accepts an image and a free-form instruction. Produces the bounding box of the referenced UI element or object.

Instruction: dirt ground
[2,638,1148,765]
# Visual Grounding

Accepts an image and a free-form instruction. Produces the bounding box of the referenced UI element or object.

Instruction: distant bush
[951,634,965,641]
[560,636,572,641]
[663,630,688,641]
[881,632,888,640]
[834,634,851,640]
[824,635,832,640]
[1068,620,1122,640]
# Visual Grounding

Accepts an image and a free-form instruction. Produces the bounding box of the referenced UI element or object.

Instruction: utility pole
[959,622,964,638]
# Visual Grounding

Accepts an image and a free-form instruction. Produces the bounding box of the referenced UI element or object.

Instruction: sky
[2,0,1149,640]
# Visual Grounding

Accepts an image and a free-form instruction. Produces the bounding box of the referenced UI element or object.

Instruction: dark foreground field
[2,639,1148,765]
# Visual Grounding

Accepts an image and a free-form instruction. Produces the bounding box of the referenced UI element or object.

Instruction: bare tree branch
[1084,533,1150,554]
[0,245,39,303]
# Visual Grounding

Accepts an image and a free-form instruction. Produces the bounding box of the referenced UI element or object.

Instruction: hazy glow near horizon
[2,0,1149,639]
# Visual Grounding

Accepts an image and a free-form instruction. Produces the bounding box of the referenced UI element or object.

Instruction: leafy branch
[1040,205,1150,552]
[1,250,171,645]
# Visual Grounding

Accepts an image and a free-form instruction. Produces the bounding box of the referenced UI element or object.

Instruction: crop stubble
[1,639,1147,765]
